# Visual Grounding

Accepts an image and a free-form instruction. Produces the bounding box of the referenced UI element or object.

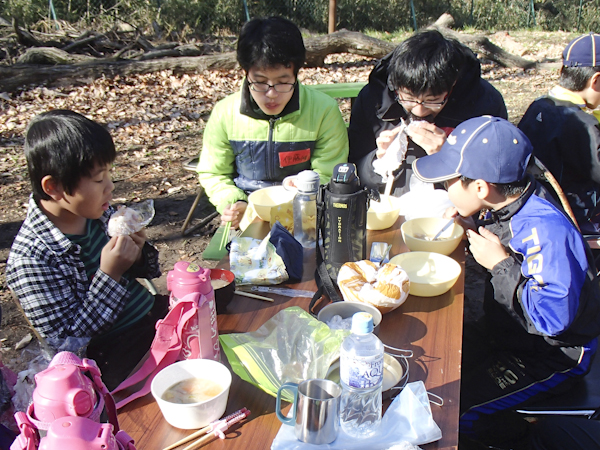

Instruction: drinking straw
[219,221,231,251]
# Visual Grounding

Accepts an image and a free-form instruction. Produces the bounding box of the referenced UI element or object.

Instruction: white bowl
[248,186,296,222]
[367,195,402,230]
[151,359,232,429]
[401,217,464,255]
[389,251,461,297]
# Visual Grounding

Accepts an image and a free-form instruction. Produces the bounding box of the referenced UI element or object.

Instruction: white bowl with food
[151,359,232,429]
[389,251,461,297]
[401,217,464,255]
[247,186,296,222]
[367,195,402,230]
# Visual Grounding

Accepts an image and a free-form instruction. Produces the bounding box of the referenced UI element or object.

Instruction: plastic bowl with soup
[151,359,232,429]
[210,268,235,314]
[248,186,296,222]
[401,217,464,255]
[367,195,402,230]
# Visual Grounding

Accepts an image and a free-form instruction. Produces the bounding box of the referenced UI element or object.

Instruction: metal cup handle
[275,382,299,425]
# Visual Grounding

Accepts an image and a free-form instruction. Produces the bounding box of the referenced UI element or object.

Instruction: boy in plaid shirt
[6,110,167,388]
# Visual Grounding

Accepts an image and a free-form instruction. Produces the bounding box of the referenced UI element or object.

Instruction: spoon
[432,219,455,241]
[378,244,392,267]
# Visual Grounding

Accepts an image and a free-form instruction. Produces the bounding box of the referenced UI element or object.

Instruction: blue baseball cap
[412,116,532,184]
[563,33,600,67]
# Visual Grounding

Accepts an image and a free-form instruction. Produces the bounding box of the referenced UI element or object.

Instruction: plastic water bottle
[339,312,384,438]
[293,170,320,248]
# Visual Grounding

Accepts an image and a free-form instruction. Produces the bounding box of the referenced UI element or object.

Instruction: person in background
[6,110,168,390]
[348,29,507,196]
[412,116,600,449]
[198,16,348,228]
[518,33,600,234]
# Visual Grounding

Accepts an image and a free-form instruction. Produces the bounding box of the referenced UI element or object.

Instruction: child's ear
[590,72,600,91]
[474,179,491,199]
[41,175,65,201]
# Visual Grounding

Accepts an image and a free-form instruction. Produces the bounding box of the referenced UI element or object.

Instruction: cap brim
[412,151,460,183]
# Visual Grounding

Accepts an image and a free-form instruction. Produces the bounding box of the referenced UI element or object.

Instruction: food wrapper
[107,199,155,236]
[337,260,410,314]
[269,201,294,233]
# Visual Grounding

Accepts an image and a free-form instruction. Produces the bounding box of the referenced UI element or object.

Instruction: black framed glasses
[248,79,296,93]
[396,91,450,110]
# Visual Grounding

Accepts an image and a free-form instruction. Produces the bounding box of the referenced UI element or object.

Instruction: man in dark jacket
[349,30,508,195]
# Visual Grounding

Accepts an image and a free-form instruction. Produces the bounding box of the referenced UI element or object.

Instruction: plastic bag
[229,222,303,285]
[271,381,442,449]
[220,307,349,401]
[108,199,155,237]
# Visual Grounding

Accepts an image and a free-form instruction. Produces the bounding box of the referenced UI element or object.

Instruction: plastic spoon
[432,218,454,241]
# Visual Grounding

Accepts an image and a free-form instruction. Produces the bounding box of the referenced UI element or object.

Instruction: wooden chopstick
[234,290,274,302]
[181,432,216,450]
[162,426,211,450]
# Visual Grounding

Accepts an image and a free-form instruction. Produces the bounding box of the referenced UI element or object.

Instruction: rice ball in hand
[108,206,145,237]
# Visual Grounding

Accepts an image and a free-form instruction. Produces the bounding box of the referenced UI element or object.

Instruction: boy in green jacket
[198,17,349,228]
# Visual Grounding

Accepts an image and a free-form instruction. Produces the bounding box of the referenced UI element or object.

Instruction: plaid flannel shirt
[6,196,161,338]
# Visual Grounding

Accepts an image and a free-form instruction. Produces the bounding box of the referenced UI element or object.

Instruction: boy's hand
[221,201,247,229]
[375,126,404,159]
[406,121,446,155]
[100,235,142,282]
[467,227,509,270]
[130,230,146,264]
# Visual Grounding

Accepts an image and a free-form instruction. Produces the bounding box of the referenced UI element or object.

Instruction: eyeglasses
[396,91,449,110]
[248,79,296,93]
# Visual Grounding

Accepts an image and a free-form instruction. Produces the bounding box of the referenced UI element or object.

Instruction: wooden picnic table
[117,216,466,450]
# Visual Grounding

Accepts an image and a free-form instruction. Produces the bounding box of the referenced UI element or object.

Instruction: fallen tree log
[430,13,538,70]
[0,21,555,93]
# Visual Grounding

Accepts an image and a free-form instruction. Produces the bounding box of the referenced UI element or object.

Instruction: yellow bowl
[367,195,402,230]
[248,186,296,222]
[401,217,464,255]
[389,251,461,297]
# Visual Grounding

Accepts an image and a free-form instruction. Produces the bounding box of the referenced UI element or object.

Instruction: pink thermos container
[166,261,220,361]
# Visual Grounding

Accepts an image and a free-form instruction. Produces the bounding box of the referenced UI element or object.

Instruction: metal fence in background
[6,0,600,34]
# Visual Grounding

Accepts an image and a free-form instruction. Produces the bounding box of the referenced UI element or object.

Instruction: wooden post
[328,0,336,34]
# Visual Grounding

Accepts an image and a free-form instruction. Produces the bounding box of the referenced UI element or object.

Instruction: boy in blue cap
[519,33,600,234]
[413,116,600,447]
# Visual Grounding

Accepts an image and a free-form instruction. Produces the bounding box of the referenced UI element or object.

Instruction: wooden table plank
[117,217,465,450]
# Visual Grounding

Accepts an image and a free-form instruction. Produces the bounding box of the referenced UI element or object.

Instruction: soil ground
[0,30,570,378]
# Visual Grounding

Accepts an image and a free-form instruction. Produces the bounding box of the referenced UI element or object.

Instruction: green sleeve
[310,100,349,185]
[198,100,248,214]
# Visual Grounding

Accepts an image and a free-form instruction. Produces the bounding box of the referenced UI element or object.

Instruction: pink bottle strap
[111,293,200,409]
[10,412,38,450]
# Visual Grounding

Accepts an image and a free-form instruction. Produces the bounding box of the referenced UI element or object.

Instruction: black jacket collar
[239,78,300,120]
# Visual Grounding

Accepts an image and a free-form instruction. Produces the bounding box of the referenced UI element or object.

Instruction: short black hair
[460,175,528,199]
[559,66,600,91]
[237,16,306,77]
[388,30,466,96]
[24,110,116,201]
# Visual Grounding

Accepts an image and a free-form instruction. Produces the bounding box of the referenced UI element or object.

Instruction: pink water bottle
[166,261,220,361]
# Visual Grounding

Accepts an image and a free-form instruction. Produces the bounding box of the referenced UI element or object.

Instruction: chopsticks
[163,408,250,450]
[235,289,274,302]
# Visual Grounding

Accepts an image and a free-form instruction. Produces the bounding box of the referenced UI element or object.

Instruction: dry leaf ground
[0,31,567,377]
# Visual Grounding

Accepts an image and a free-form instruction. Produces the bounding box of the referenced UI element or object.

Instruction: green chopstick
[220,221,231,250]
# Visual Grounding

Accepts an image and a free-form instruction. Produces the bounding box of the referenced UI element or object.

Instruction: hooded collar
[489,176,535,224]
[239,78,301,120]
[372,47,483,124]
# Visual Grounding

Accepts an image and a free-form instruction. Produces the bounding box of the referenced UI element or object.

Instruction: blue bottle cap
[351,312,374,334]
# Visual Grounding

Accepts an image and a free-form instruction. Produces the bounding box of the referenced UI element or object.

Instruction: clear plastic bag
[219,307,349,401]
[108,199,155,237]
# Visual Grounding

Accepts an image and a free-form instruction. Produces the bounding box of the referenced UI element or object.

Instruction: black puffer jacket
[348,48,508,195]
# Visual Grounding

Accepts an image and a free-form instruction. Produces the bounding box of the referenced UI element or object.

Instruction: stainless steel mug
[276,379,342,444]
